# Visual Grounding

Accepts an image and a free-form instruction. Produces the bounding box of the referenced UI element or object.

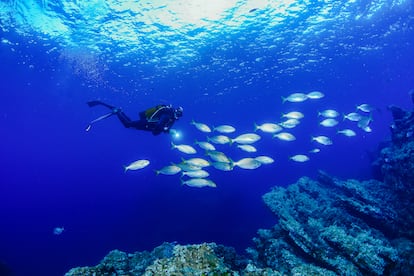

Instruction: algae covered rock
[143,243,233,275]
[65,242,252,276]
[249,172,400,275]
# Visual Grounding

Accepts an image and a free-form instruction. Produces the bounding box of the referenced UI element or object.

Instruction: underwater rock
[380,93,414,197]
[249,173,399,275]
[143,243,233,275]
[65,242,258,276]
[378,91,414,238]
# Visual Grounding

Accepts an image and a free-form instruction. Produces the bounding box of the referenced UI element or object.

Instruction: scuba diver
[86,100,183,135]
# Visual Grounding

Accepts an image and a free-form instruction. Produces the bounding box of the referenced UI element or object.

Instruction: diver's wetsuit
[116,105,177,135]
[87,101,179,135]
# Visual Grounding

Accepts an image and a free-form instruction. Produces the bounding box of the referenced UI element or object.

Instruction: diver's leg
[115,111,134,128]
[131,120,148,131]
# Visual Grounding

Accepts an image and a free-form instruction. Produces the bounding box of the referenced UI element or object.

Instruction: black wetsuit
[116,105,177,135]
[87,101,179,135]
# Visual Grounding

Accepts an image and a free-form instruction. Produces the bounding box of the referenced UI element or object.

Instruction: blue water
[1,0,413,275]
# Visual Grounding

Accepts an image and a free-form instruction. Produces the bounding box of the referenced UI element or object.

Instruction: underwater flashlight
[170,129,182,140]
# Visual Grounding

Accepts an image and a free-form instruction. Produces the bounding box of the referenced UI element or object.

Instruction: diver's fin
[87,100,115,109]
[85,112,115,131]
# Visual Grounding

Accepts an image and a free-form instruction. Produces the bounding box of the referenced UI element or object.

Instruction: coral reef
[66,92,414,275]
[65,242,260,276]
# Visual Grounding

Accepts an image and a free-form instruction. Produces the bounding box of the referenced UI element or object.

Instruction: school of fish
[124,90,376,188]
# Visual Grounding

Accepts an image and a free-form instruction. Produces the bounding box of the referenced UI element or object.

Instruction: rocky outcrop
[248,173,401,275]
[65,242,260,276]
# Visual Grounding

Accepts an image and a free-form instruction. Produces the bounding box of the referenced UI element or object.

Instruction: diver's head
[174,106,183,119]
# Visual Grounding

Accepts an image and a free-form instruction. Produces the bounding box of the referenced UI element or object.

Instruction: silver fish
[320,118,338,127]
[124,159,150,172]
[181,170,210,178]
[290,154,310,162]
[191,120,211,133]
[282,93,308,103]
[181,178,216,188]
[155,165,182,175]
[311,135,332,145]
[171,142,197,154]
[232,133,261,144]
[233,158,262,170]
[318,109,339,118]
[213,125,236,133]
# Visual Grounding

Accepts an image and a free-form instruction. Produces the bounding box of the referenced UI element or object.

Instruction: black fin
[87,100,115,109]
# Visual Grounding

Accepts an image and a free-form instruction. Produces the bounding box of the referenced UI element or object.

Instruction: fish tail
[281,96,286,103]
[229,158,235,168]
[254,123,258,131]
[368,112,374,122]
[171,141,176,149]
[342,113,347,121]
[154,169,160,176]
[191,119,196,125]
[123,166,128,173]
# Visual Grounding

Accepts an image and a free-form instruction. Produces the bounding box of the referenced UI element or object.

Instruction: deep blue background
[1,8,414,276]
